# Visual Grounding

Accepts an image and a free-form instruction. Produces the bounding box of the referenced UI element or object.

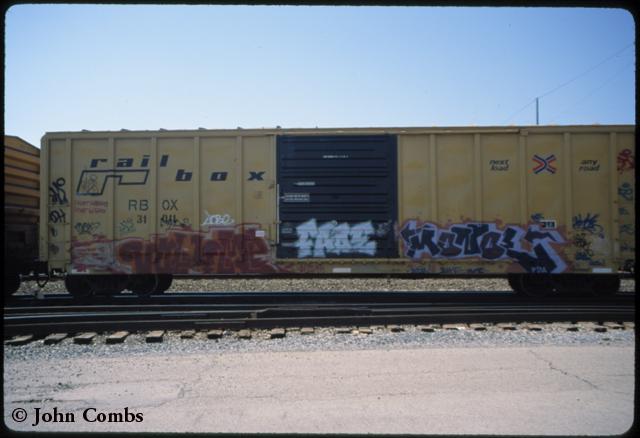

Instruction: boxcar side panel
[40,126,635,277]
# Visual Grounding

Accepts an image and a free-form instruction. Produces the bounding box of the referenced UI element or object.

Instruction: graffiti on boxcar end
[617,148,635,173]
[74,222,100,236]
[202,211,235,226]
[618,183,634,201]
[293,219,376,258]
[399,221,567,274]
[49,178,68,204]
[572,213,604,238]
[49,208,66,224]
[619,207,630,216]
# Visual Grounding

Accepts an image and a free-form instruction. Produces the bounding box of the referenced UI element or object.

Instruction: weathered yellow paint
[4,135,40,266]
[40,125,635,275]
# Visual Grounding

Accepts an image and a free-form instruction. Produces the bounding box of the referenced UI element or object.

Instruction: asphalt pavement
[4,338,634,435]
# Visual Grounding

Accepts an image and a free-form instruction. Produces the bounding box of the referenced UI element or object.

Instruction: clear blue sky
[4,4,636,147]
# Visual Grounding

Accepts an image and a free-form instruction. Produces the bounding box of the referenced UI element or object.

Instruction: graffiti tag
[399,221,567,273]
[620,224,634,235]
[293,219,376,258]
[618,183,634,201]
[572,213,604,238]
[119,218,136,234]
[617,149,635,173]
[621,242,635,253]
[111,226,278,274]
[202,211,235,226]
[573,233,594,261]
[74,222,100,236]
[49,209,66,224]
[49,178,68,204]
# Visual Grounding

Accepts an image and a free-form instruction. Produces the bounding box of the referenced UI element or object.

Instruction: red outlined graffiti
[71,224,281,274]
[617,148,635,174]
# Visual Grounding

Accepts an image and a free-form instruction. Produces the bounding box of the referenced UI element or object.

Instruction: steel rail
[6,290,635,308]
[4,294,635,337]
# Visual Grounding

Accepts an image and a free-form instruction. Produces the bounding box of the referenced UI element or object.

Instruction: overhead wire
[548,59,635,123]
[503,41,635,124]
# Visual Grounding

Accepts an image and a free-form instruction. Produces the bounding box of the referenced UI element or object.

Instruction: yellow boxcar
[5,135,41,292]
[39,125,635,296]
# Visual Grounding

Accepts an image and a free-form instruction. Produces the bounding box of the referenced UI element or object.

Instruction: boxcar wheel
[128,275,158,296]
[507,275,523,293]
[515,274,560,298]
[589,275,620,296]
[5,272,21,296]
[65,275,93,298]
[154,275,173,294]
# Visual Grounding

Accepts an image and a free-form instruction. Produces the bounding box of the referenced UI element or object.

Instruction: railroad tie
[106,331,130,344]
[74,332,97,345]
[145,330,165,343]
[5,335,34,346]
[44,333,68,345]
[180,330,196,339]
[207,329,223,339]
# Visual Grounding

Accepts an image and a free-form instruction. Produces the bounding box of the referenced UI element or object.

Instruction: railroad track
[4,291,635,337]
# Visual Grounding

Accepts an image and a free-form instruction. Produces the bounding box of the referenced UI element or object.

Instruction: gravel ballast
[4,323,634,364]
[14,277,636,295]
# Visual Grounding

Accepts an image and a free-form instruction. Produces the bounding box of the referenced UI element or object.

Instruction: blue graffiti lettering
[400,221,566,273]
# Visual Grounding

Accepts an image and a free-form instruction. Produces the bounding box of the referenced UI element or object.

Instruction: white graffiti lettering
[294,219,376,258]
[201,211,235,226]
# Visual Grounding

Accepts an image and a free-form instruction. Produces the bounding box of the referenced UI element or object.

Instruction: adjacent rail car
[39,125,635,297]
[5,135,41,293]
